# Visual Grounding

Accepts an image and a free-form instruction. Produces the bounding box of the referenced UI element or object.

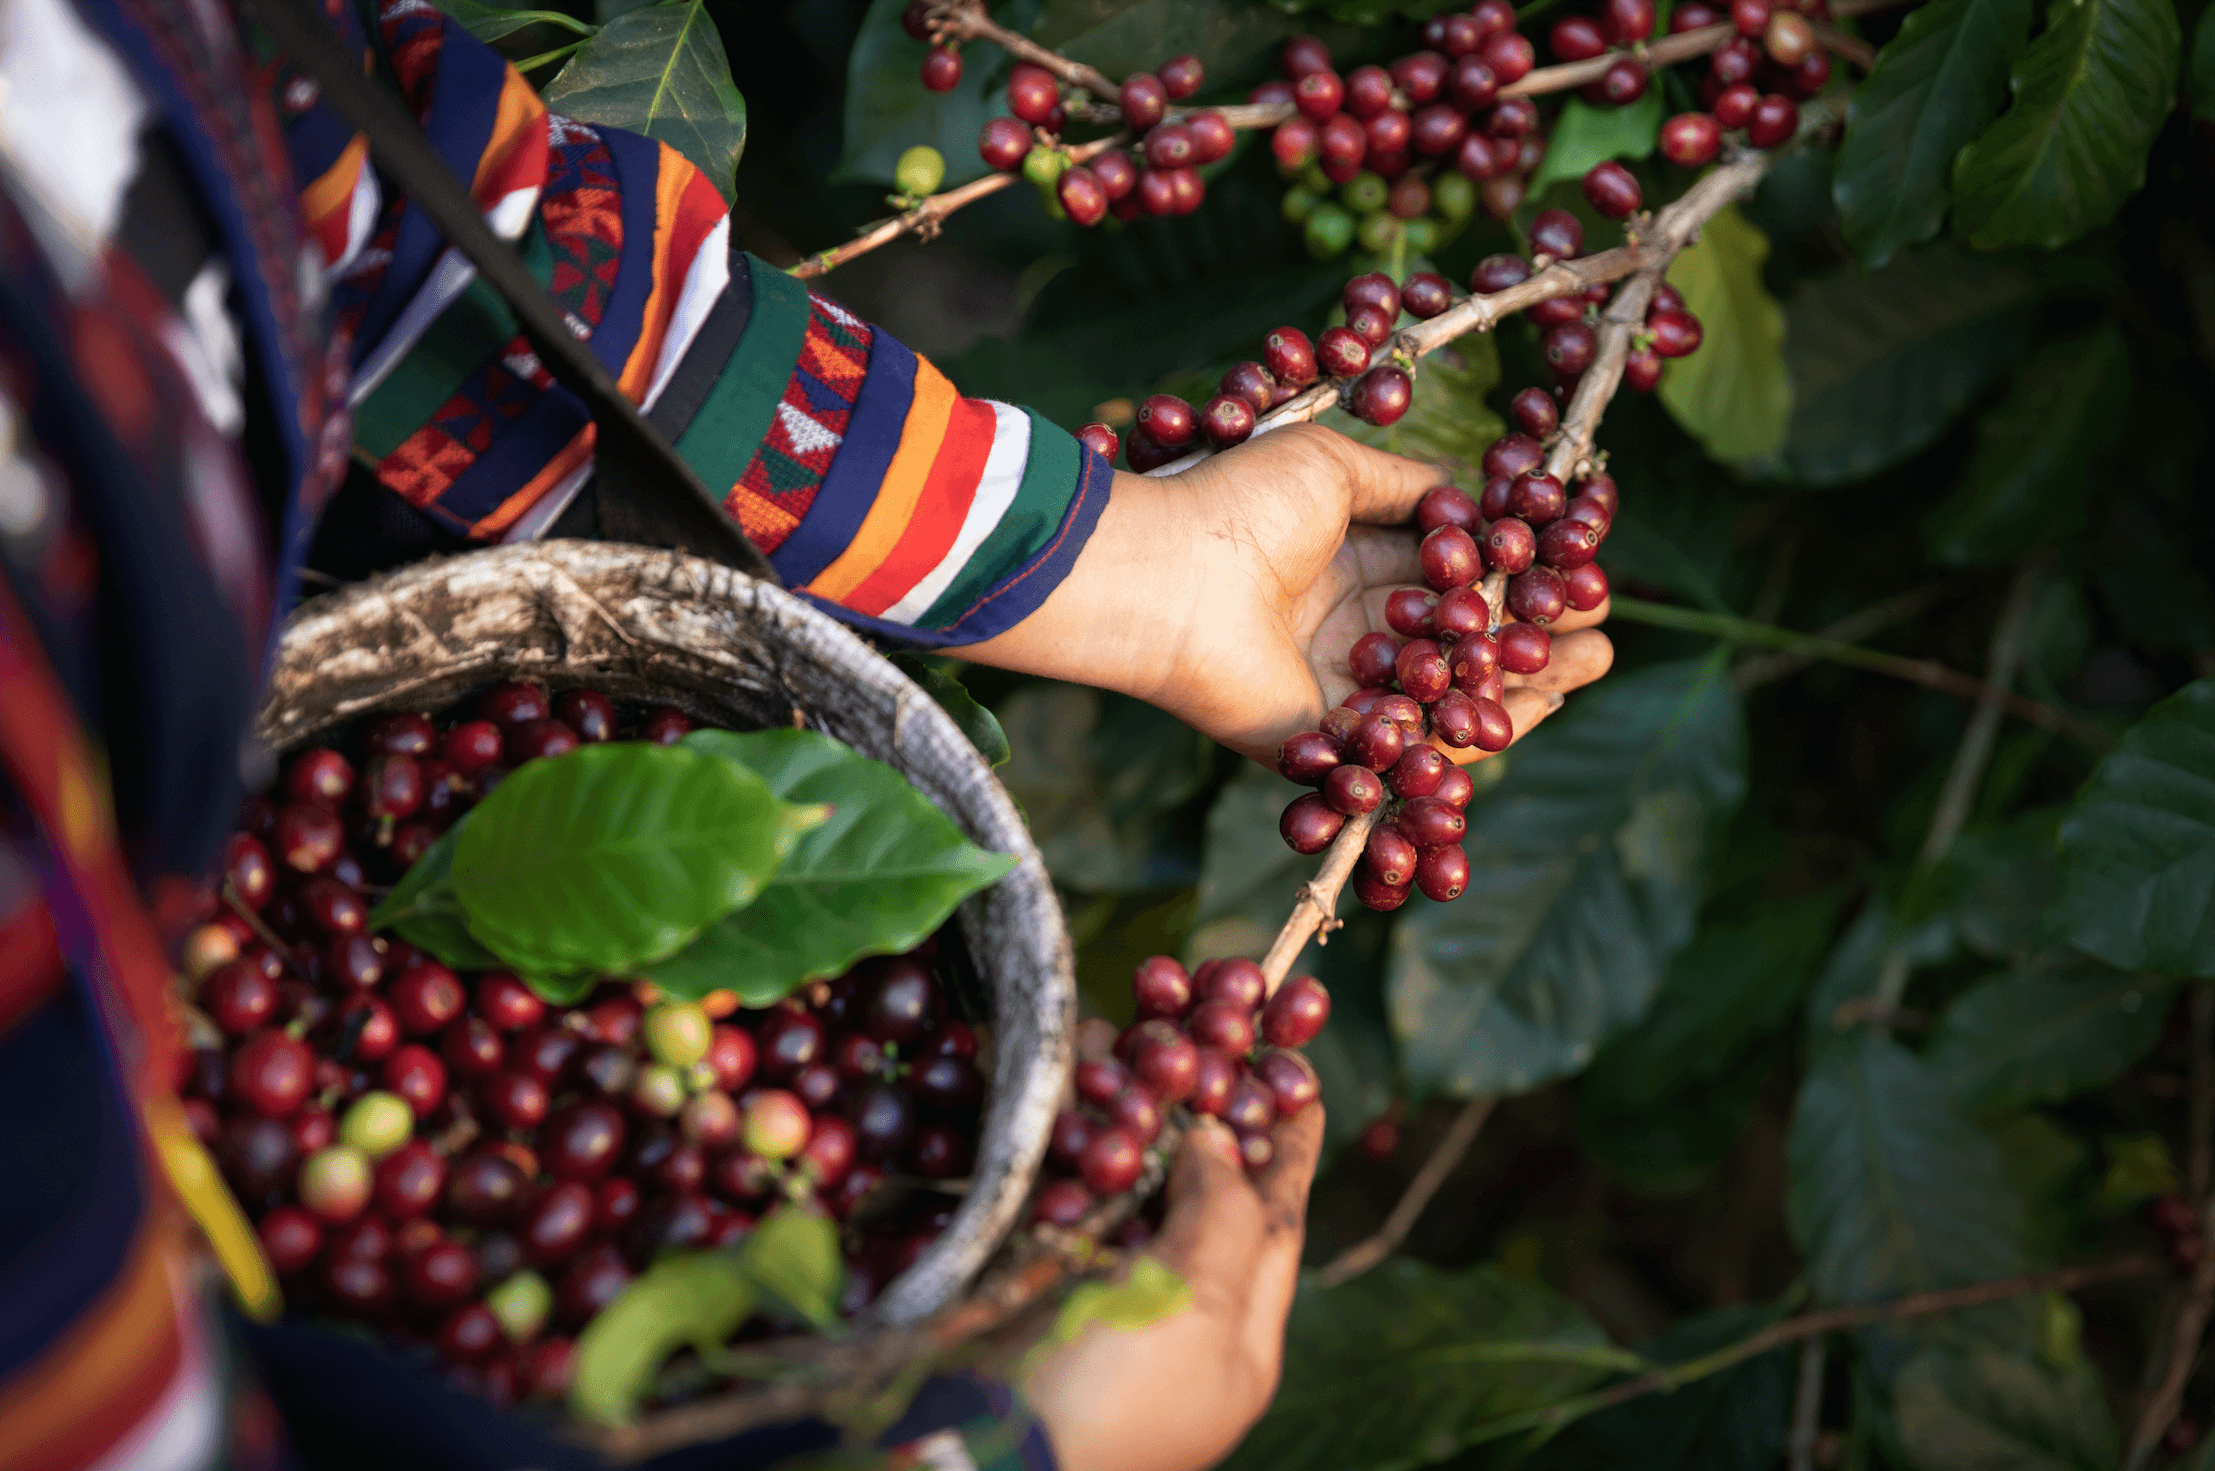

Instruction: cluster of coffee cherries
[174,688,992,1406]
[1267,428,1617,909]
[1648,0,1827,166]
[1035,957,1330,1224]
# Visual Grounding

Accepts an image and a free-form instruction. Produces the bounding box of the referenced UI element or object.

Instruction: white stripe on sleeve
[879,401,1031,625]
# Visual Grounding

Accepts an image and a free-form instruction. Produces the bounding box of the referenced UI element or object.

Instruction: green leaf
[1388,661,1746,1098]
[1893,1343,2119,1471]
[1033,1257,1192,1365]
[1321,337,1503,476]
[2051,678,2215,974]
[1950,0,2182,250]
[645,730,1012,1004]
[838,0,1010,188]
[1525,1307,1792,1471]
[436,0,596,41]
[889,655,1011,768]
[1780,245,2043,486]
[1658,207,1790,462]
[1222,1262,1635,1471]
[543,2,748,201]
[570,1251,756,1425]
[1577,892,1841,1191]
[2194,4,2215,123]
[453,743,795,978]
[366,823,500,971]
[1921,324,2130,566]
[1787,1033,2025,1346]
[1833,0,2034,268]
[739,1203,844,1331]
[1927,953,2177,1114]
[994,685,1215,893]
[1529,92,1663,195]
[1898,808,2064,963]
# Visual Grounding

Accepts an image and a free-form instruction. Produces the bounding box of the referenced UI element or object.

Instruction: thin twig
[1809,20,1878,68]
[1471,1256,2164,1449]
[1733,578,1970,689]
[1259,808,1381,993]
[1870,556,2044,1013]
[1318,1096,1497,1286]
[1544,263,1661,484]
[932,0,1118,99]
[2127,988,2215,1469]
[1788,1335,1826,1471]
[1607,593,2113,752]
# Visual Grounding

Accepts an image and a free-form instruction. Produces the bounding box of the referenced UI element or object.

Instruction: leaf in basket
[641,731,1014,1005]
[366,822,500,971]
[571,1251,758,1426]
[452,743,820,979]
[740,1202,845,1332]
[1020,1257,1192,1377]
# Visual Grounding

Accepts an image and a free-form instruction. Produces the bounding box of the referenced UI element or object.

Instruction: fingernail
[1190,1117,1240,1163]
[1547,692,1564,711]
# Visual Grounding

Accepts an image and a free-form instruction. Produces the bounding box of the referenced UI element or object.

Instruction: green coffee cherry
[644,1001,711,1068]
[1304,202,1356,258]
[1022,146,1068,189]
[486,1270,552,1344]
[1403,216,1441,254]
[338,1091,412,1159]
[895,144,946,197]
[1358,210,1404,254]
[633,1063,688,1117]
[1433,172,1476,222]
[1281,185,1319,224]
[1038,182,1067,221]
[1342,172,1388,214]
[1299,163,1331,194]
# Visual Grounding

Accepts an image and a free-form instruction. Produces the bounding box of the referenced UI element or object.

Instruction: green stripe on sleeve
[914,410,1081,629]
[671,256,814,493]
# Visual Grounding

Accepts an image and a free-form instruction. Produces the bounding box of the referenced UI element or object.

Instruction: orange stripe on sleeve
[299,134,367,238]
[469,68,551,209]
[805,357,960,603]
[843,395,996,617]
[618,149,728,401]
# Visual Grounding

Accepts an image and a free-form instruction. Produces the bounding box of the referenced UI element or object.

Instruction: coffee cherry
[1005,62,1059,125]
[1479,29,1534,84]
[1647,309,1704,357]
[1352,868,1413,911]
[1351,367,1412,426]
[1347,630,1400,688]
[1416,843,1472,901]
[1747,93,1798,147]
[1386,587,1439,638]
[1389,746,1449,800]
[1450,628,1500,683]
[372,1139,446,1218]
[1606,0,1657,40]
[1510,473,1568,526]
[274,802,343,873]
[1077,1058,1130,1108]
[1317,112,1367,175]
[1252,1048,1322,1117]
[1713,81,1760,127]
[1398,796,1468,849]
[1401,271,1454,320]
[1731,0,1772,34]
[1384,642,1441,708]
[231,1030,315,1118]
[1509,387,1560,439]
[1057,166,1107,227]
[442,1016,505,1080]
[286,748,354,807]
[382,1043,447,1117]
[299,1143,372,1222]
[1131,393,1198,451]
[1508,566,1569,625]
[1789,50,1832,98]
[1497,623,1552,675]
[1347,709,1407,771]
[1280,793,1345,854]
[1277,730,1343,787]
[1364,823,1419,888]
[1528,210,1585,264]
[1582,162,1642,220]
[978,118,1031,174]
[1120,73,1168,130]
[1564,562,1611,611]
[1481,433,1544,483]
[1579,472,1621,516]
[390,963,464,1035]
[1075,422,1121,463]
[1466,696,1513,753]
[1543,322,1599,379]
[338,1089,412,1158]
[259,1205,323,1276]
[203,959,277,1036]
[483,1070,551,1131]
[1659,111,1723,166]
[1221,1076,1278,1138]
[1186,110,1235,166]
[1551,15,1608,60]
[1255,977,1329,1051]
[1430,689,1479,747]
[1414,524,1482,591]
[1673,0,1721,26]
[1155,51,1203,99]
[920,45,963,91]
[1376,693,1425,737]
[1324,763,1386,817]
[1539,518,1603,571]
[1034,1179,1095,1226]
[1201,394,1256,449]
[1593,56,1647,104]
[1305,326,1367,381]
[757,1008,825,1077]
[1293,67,1344,120]
[335,994,398,1063]
[1124,957,1193,1026]
[1623,345,1664,391]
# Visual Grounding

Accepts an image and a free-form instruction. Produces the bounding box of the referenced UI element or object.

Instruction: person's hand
[950,424,1613,764]
[1023,1110,1323,1471]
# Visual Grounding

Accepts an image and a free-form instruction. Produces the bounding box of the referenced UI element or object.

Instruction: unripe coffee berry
[339,1091,413,1158]
[895,145,946,197]
[300,1144,372,1223]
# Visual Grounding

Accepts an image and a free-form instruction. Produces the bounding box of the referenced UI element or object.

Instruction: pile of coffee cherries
[174,686,994,1405]
[1035,956,1330,1224]
[1264,420,1617,910]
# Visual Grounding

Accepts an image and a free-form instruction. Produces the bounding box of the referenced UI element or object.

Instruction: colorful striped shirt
[291,0,1112,648]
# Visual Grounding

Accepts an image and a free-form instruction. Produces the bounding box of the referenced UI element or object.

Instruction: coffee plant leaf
[570,1250,757,1425]
[598,0,656,18]
[1922,323,2130,566]
[435,0,594,42]
[838,0,1014,188]
[1927,953,2177,1115]
[1224,1261,1637,1471]
[1659,206,1790,462]
[1032,1256,1192,1369]
[1388,660,1746,1098]
[994,685,1215,893]
[2194,4,2215,122]
[544,1,747,200]
[1525,1306,1792,1471]
[1324,334,1503,474]
[1950,0,2181,251]
[1529,92,1663,196]
[453,743,800,978]
[1193,764,1406,1157]
[1833,0,2033,270]
[1988,1112,2093,1269]
[2051,678,2215,974]
[641,730,1014,1004]
[1787,1032,2028,1357]
[1031,0,1299,91]
[1781,246,2043,487]
[1893,1343,2118,1471]
[739,1203,844,1332]
[1895,807,2062,962]
[367,821,500,972]
[890,653,1010,768]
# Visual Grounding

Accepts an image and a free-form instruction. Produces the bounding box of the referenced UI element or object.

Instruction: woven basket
[258,539,1075,1327]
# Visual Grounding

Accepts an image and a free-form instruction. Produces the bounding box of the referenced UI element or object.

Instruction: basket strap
[249,0,782,587]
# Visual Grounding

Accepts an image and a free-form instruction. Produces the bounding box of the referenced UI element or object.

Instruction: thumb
[1303,424,1445,526]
